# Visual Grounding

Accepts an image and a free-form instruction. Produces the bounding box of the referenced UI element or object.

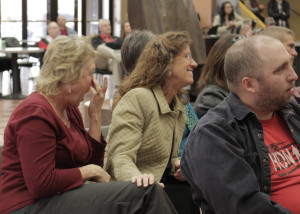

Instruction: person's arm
[104,90,146,180]
[38,38,48,50]
[91,36,103,49]
[106,37,122,50]
[233,12,244,28]
[181,121,292,214]
[213,15,227,34]
[268,2,281,19]
[281,2,290,19]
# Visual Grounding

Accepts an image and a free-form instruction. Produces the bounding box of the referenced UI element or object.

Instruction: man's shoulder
[199,98,232,125]
[198,93,251,129]
[200,84,229,97]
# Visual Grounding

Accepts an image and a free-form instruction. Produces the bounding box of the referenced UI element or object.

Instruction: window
[1,0,22,40]
[58,0,76,32]
[27,0,47,41]
[0,0,117,40]
[86,0,99,35]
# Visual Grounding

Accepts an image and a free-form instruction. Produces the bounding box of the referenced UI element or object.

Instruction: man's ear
[241,77,258,94]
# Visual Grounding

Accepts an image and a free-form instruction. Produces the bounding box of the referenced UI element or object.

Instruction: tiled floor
[0,65,115,146]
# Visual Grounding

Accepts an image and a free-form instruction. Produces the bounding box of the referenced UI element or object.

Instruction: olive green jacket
[104,86,185,182]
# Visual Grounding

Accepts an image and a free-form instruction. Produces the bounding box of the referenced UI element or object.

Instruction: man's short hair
[99,18,110,26]
[260,26,295,43]
[224,35,280,92]
[47,22,58,30]
[264,17,275,26]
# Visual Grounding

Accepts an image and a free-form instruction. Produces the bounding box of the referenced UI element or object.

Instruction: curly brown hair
[113,31,192,110]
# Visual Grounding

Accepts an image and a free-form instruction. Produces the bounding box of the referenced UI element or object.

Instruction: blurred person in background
[91,19,123,88]
[268,0,291,28]
[213,1,244,35]
[57,15,77,36]
[121,21,132,40]
[38,22,59,50]
[194,34,244,119]
[244,0,265,22]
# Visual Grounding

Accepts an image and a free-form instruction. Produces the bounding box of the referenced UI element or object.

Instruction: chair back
[3,37,21,47]
[102,125,110,140]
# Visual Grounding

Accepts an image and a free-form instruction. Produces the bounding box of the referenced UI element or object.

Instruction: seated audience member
[268,0,290,28]
[265,16,275,28]
[194,34,243,119]
[181,35,299,213]
[260,26,297,65]
[244,0,265,22]
[57,15,77,36]
[251,17,275,35]
[260,26,298,102]
[91,19,123,87]
[264,16,276,28]
[121,21,132,40]
[214,0,241,16]
[120,30,198,157]
[38,22,59,50]
[239,19,254,36]
[121,30,154,76]
[213,1,243,35]
[0,36,178,214]
[105,31,200,214]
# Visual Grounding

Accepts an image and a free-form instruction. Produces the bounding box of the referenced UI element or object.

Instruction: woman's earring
[66,84,72,94]
[168,70,172,76]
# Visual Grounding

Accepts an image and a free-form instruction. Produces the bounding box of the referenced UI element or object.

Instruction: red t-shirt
[261,112,300,214]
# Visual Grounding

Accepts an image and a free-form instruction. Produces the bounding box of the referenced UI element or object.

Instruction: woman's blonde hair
[35,35,95,95]
[113,31,192,110]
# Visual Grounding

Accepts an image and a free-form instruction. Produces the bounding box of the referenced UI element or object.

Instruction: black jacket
[268,0,290,28]
[181,93,299,213]
[91,34,122,50]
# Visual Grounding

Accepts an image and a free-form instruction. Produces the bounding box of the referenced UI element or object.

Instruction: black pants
[9,181,178,214]
[163,176,200,214]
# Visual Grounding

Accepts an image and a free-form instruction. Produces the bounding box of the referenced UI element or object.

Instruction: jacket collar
[227,92,256,121]
[152,85,185,114]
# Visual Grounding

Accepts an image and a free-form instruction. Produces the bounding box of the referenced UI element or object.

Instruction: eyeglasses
[177,53,193,61]
[231,35,246,44]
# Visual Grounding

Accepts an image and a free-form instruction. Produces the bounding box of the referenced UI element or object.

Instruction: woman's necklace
[46,95,69,126]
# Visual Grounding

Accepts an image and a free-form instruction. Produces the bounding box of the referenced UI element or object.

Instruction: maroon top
[0,93,106,213]
[60,29,68,36]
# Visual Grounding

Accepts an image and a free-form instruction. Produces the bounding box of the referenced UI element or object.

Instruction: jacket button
[263,186,268,191]
[263,159,267,163]
[257,133,262,138]
[290,129,293,133]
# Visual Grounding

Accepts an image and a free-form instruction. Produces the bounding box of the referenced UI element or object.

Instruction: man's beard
[256,81,293,112]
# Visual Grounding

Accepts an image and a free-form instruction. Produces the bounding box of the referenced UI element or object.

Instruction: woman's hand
[79,164,111,183]
[89,76,108,119]
[131,174,165,188]
[174,159,186,181]
[88,77,108,141]
[226,20,234,29]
